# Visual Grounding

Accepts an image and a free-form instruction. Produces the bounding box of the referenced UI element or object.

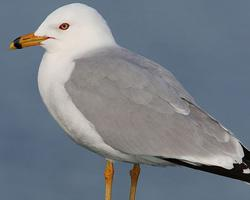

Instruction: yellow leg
[104,160,114,200]
[129,164,141,200]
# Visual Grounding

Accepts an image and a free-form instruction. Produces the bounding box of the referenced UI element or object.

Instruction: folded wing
[65,47,244,169]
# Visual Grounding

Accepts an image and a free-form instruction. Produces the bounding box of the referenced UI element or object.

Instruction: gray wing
[65,47,243,168]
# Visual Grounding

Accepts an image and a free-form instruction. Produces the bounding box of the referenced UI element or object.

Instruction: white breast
[37,53,142,163]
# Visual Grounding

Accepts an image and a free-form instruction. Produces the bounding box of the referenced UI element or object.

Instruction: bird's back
[65,46,244,169]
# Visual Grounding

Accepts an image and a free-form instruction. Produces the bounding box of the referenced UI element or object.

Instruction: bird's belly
[37,55,170,166]
[42,83,171,166]
[41,82,138,162]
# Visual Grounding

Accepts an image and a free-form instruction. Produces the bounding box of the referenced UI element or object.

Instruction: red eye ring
[59,23,70,30]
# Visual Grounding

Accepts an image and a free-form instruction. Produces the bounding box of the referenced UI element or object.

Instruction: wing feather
[65,47,244,169]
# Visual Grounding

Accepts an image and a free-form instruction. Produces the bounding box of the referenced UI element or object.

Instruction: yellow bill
[10,33,50,50]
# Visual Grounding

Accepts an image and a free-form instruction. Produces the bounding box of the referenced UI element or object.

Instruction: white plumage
[10,3,250,199]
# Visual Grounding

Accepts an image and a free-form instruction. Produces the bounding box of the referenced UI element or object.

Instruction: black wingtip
[158,153,250,183]
[241,144,250,162]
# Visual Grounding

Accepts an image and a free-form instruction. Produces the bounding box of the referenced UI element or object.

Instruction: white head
[11,3,117,58]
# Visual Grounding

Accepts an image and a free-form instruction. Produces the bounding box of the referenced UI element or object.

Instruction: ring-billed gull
[10,3,250,200]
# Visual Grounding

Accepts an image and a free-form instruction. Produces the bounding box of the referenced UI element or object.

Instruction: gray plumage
[65,46,242,166]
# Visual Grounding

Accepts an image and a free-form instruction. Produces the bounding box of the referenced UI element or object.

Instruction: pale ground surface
[1,0,250,199]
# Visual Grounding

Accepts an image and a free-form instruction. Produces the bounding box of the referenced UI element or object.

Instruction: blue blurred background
[1,0,250,199]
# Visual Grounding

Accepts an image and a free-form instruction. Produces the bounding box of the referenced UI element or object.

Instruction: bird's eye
[59,23,70,30]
